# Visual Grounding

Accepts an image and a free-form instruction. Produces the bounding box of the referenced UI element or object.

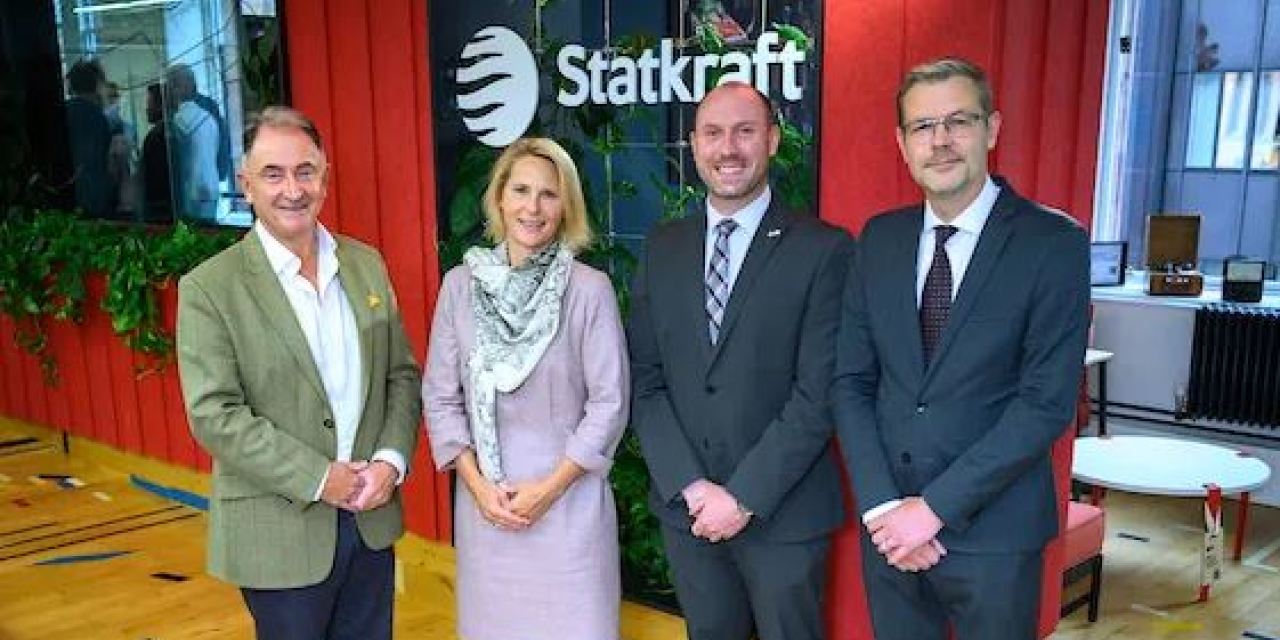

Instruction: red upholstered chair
[1060,501,1105,622]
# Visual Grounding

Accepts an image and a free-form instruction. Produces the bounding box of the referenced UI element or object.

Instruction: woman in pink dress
[422,137,629,640]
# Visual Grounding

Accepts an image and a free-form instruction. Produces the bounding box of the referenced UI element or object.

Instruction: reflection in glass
[1185,73,1220,168]
[1215,71,1253,169]
[50,0,283,227]
[1252,71,1280,170]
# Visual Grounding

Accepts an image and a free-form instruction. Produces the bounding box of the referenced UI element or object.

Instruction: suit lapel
[922,188,1017,387]
[709,202,791,364]
[240,233,327,402]
[896,208,927,382]
[678,215,715,366]
[335,239,374,412]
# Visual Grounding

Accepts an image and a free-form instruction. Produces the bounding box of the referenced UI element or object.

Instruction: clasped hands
[320,460,398,512]
[683,479,751,543]
[867,496,948,573]
[467,475,567,531]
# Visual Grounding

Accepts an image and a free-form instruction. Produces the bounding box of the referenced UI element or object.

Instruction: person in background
[63,59,115,219]
[422,137,629,640]
[103,80,138,218]
[140,83,173,223]
[833,57,1089,640]
[166,64,220,221]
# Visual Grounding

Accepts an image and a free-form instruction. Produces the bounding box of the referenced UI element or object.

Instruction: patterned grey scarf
[463,241,573,483]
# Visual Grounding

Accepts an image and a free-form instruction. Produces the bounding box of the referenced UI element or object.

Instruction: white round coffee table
[1073,435,1271,599]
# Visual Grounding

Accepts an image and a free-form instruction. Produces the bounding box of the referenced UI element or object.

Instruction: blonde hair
[482,137,593,253]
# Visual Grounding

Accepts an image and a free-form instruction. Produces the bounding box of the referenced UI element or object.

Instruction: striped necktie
[920,225,959,363]
[706,219,738,345]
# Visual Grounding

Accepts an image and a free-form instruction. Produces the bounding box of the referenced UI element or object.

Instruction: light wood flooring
[2,416,1279,639]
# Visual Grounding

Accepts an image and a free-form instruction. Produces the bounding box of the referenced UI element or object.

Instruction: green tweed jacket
[177,230,421,589]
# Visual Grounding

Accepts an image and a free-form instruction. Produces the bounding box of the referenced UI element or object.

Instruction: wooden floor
[2,415,1278,639]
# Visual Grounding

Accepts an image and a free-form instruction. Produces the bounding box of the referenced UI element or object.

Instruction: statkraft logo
[456,27,807,147]
[455,26,539,147]
[558,31,806,107]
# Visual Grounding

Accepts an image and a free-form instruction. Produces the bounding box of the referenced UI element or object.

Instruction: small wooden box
[1145,213,1201,271]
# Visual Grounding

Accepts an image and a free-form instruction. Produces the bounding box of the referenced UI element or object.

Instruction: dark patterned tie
[920,225,959,363]
[706,219,738,345]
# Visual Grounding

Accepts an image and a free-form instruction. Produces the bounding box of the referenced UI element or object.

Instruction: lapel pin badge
[367,293,382,309]
[766,228,782,238]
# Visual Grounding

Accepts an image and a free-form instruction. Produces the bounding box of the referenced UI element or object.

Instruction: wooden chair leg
[1087,555,1103,622]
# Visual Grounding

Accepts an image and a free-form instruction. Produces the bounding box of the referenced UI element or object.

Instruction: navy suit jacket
[628,198,854,542]
[833,178,1089,552]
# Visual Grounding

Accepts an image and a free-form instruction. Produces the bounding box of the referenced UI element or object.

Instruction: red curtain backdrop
[819,1,1110,638]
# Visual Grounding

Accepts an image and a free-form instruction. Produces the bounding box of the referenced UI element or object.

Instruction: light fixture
[72,0,180,16]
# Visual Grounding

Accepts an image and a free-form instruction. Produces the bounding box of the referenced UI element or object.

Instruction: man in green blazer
[177,106,421,639]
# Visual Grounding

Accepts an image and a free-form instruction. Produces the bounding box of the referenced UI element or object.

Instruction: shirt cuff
[372,449,408,485]
[313,466,330,502]
[861,499,903,524]
[681,478,711,504]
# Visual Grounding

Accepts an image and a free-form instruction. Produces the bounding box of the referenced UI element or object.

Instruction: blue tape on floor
[35,550,132,566]
[129,475,208,511]
[1243,632,1279,640]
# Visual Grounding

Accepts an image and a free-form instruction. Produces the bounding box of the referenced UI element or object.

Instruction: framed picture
[1090,241,1128,286]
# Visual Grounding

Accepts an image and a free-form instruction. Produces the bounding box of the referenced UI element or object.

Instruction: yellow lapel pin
[367,293,382,309]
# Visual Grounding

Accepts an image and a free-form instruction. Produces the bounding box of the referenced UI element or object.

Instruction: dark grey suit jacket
[833,178,1089,553]
[628,198,853,542]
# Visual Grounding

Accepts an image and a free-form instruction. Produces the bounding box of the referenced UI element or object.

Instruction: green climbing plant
[0,210,238,382]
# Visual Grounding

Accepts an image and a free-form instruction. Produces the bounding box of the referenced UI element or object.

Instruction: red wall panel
[44,320,75,433]
[81,276,119,447]
[284,0,447,541]
[0,315,23,420]
[20,330,49,427]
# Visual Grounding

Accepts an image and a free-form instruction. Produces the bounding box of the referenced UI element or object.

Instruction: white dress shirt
[914,176,1000,306]
[254,222,406,500]
[862,176,1000,524]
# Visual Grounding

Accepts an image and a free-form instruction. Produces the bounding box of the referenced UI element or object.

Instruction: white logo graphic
[558,31,806,107]
[456,27,539,147]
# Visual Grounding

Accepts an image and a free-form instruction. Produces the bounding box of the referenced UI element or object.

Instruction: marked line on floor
[129,475,208,511]
[35,550,132,566]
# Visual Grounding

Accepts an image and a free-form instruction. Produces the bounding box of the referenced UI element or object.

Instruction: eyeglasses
[903,111,987,142]
[256,165,323,186]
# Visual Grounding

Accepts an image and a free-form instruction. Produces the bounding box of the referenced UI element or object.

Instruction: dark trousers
[860,528,1043,640]
[241,510,394,640]
[661,524,831,640]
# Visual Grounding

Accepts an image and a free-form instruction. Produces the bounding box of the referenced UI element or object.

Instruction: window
[50,0,287,227]
[1094,0,1280,280]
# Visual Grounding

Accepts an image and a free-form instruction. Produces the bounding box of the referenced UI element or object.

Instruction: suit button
[915,404,926,415]
[323,418,335,429]
[901,452,912,464]
[705,385,717,395]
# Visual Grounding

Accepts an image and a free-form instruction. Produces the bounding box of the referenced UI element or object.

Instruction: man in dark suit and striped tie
[627,81,853,640]
[833,58,1089,640]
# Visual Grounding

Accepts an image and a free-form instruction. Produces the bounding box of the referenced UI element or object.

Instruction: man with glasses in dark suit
[834,57,1089,640]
